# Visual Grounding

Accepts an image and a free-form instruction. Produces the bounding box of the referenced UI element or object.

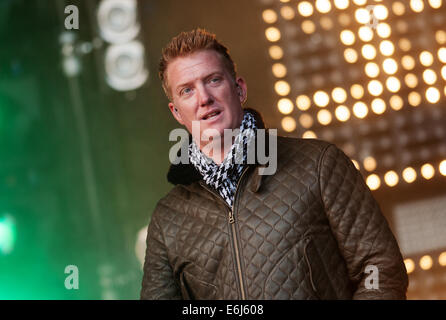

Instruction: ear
[168,102,184,125]
[235,77,247,104]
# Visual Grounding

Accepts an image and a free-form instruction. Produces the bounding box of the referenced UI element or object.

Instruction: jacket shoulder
[152,182,208,219]
[276,136,333,161]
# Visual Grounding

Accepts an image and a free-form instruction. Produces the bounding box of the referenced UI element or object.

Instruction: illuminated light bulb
[317,109,332,125]
[299,113,314,128]
[371,98,386,114]
[358,26,374,42]
[280,0,290,2]
[338,13,351,26]
[351,160,360,170]
[351,84,364,99]
[269,46,283,60]
[440,160,446,176]
[420,51,434,66]
[403,167,417,183]
[363,156,377,171]
[386,77,401,93]
[315,0,332,13]
[365,62,380,78]
[436,30,446,45]
[379,40,395,56]
[405,73,418,88]
[376,23,391,38]
[373,4,389,20]
[423,69,437,85]
[296,95,311,111]
[320,16,334,30]
[302,130,317,139]
[301,20,316,34]
[332,87,347,103]
[275,80,290,96]
[368,80,384,96]
[335,105,350,122]
[390,95,403,110]
[353,0,366,5]
[426,87,441,103]
[404,259,415,274]
[362,44,377,60]
[439,252,446,266]
[438,47,446,63]
[421,163,435,179]
[280,6,295,20]
[419,255,433,270]
[277,98,294,114]
[396,20,409,34]
[392,2,406,15]
[442,66,446,80]
[410,0,425,12]
[265,27,281,42]
[314,91,330,107]
[401,55,415,70]
[366,174,381,190]
[334,0,349,10]
[272,63,287,78]
[281,116,296,132]
[383,58,398,75]
[340,30,355,45]
[408,91,422,107]
[262,9,278,24]
[298,1,314,17]
[384,171,399,187]
[344,48,358,63]
[399,38,412,52]
[355,8,371,24]
[428,0,443,9]
[353,101,368,118]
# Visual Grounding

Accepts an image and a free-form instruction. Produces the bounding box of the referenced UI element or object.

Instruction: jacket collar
[167,108,267,186]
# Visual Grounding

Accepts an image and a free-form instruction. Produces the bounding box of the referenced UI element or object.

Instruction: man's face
[166,50,246,143]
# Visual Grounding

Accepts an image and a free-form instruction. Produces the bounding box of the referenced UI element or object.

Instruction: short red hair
[159,28,237,99]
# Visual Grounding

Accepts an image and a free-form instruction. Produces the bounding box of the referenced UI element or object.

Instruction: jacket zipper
[200,166,251,300]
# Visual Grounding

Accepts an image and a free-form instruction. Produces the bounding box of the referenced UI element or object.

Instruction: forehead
[166,50,227,87]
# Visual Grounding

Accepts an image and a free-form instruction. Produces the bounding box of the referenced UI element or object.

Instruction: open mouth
[201,110,221,120]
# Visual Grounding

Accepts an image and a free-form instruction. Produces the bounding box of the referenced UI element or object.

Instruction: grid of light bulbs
[262,0,446,190]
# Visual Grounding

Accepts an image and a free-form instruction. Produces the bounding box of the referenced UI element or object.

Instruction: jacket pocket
[302,236,339,299]
[264,237,319,300]
[179,270,218,300]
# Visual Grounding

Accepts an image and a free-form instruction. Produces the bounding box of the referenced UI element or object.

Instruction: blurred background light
[277,98,294,114]
[403,167,417,183]
[420,255,433,270]
[405,258,415,274]
[0,215,16,255]
[281,116,296,132]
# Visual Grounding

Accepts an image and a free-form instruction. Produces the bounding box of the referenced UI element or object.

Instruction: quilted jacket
[140,111,408,300]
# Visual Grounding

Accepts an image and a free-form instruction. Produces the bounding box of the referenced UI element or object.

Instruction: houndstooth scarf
[189,111,257,207]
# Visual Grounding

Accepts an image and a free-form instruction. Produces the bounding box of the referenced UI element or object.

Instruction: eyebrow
[175,71,224,94]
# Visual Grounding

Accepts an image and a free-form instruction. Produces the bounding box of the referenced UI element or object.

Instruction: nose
[197,84,214,107]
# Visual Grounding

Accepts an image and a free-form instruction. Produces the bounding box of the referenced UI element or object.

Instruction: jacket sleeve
[140,204,182,300]
[319,144,408,299]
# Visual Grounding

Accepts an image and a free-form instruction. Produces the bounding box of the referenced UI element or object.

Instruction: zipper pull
[228,210,235,224]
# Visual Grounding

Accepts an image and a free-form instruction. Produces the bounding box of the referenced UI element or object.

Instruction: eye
[180,87,192,95]
[209,77,221,84]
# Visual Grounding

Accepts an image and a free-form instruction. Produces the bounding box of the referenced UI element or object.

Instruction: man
[140,28,408,299]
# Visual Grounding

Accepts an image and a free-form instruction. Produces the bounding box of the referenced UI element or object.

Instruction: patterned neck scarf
[189,111,257,207]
